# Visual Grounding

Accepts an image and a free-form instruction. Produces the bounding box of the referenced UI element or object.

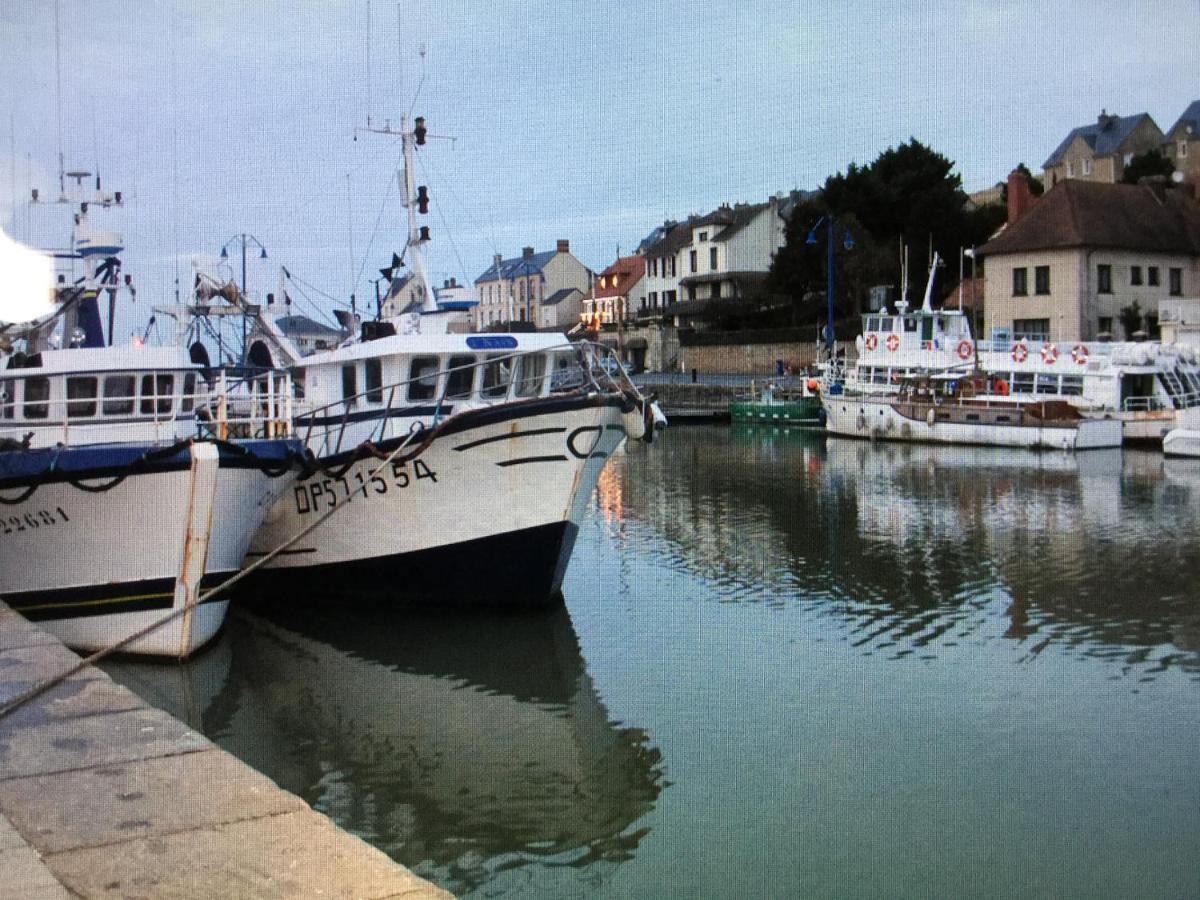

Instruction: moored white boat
[241,113,664,605]
[837,255,1200,443]
[823,374,1123,450]
[0,197,304,657]
[1162,406,1200,457]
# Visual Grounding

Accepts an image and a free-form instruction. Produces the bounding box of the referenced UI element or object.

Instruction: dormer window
[698,231,708,242]
[1081,158,1092,176]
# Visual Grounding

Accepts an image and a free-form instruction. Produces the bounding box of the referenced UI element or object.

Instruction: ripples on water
[102,425,1200,898]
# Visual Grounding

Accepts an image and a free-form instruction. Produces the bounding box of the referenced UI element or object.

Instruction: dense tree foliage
[767,139,1006,327]
[1121,149,1175,185]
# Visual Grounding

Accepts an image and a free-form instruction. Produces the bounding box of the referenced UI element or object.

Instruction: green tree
[1121,149,1174,184]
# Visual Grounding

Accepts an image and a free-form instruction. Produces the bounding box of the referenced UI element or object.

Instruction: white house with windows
[632,194,795,323]
[980,173,1200,342]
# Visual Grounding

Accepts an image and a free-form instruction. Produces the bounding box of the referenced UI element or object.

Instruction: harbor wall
[0,602,452,900]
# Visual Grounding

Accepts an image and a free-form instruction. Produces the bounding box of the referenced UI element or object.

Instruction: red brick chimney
[1007,168,1035,224]
[556,239,570,254]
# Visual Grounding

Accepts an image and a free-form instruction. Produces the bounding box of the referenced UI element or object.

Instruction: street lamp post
[806,216,854,357]
[220,233,268,364]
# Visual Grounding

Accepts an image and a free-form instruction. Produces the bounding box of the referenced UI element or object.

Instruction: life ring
[1012,342,1029,363]
[995,378,1009,396]
[886,334,900,352]
[956,340,973,361]
[864,333,878,351]
[1071,344,1089,365]
[1041,343,1059,364]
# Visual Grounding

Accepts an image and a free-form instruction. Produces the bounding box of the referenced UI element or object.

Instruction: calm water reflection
[104,426,1200,898]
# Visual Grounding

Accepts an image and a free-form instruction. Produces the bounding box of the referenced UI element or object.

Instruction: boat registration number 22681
[293,460,438,515]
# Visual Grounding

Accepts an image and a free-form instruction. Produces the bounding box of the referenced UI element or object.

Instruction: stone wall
[679,341,823,375]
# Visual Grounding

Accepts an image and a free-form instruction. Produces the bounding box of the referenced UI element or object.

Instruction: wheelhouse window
[1012,267,1028,296]
[1034,266,1050,295]
[66,376,98,418]
[1060,375,1084,396]
[364,358,383,403]
[23,377,49,419]
[1013,319,1049,341]
[481,354,512,399]
[408,356,441,401]
[0,378,12,419]
[1097,264,1113,294]
[341,365,358,403]
[513,353,547,398]
[445,355,476,399]
[181,373,196,413]
[139,374,174,416]
[102,375,136,415]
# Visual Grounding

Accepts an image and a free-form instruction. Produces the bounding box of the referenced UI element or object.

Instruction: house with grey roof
[1164,100,1200,185]
[272,314,345,355]
[1043,110,1164,186]
[540,287,585,330]
[979,170,1200,342]
[473,240,591,330]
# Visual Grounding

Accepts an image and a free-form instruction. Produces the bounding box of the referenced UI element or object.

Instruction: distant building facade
[979,170,1200,343]
[473,240,592,330]
[585,256,646,325]
[1043,111,1164,187]
[1164,100,1200,185]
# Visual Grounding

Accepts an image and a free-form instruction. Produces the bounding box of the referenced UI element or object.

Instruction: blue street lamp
[220,233,268,364]
[806,216,854,353]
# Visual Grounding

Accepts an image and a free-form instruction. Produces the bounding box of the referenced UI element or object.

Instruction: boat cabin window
[408,356,441,401]
[0,378,11,419]
[1035,374,1058,395]
[877,316,893,332]
[921,317,934,342]
[66,376,98,418]
[513,353,547,398]
[23,376,50,419]
[103,375,136,415]
[181,373,196,413]
[903,316,918,333]
[364,358,383,403]
[1060,375,1084,397]
[866,316,879,332]
[481,355,512,400]
[140,374,174,416]
[445,355,476,400]
[1011,372,1035,394]
[341,365,358,404]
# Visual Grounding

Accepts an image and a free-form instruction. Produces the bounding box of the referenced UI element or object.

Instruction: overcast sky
[3,0,1199,332]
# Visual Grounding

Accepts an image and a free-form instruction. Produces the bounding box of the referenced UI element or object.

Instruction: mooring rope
[0,426,426,721]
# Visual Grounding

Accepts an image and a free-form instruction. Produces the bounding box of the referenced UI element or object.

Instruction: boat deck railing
[0,366,294,448]
[296,340,637,458]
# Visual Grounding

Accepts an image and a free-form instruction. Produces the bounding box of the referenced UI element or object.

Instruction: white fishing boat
[824,372,1123,450]
[836,255,1200,443]
[241,114,665,605]
[0,197,304,657]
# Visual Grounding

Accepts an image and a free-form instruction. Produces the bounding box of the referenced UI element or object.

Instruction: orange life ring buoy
[995,378,1010,396]
[956,340,973,361]
[1071,343,1089,365]
[886,334,900,352]
[1041,342,1059,364]
[864,333,878,351]
[1012,342,1029,363]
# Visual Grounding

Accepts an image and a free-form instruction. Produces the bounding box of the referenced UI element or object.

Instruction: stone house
[473,240,592,331]
[1042,111,1164,187]
[979,169,1200,343]
[1163,100,1200,185]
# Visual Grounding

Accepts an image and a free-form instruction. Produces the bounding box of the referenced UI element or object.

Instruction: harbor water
[102,425,1200,898]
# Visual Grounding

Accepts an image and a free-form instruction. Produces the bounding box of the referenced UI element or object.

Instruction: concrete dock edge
[0,602,452,899]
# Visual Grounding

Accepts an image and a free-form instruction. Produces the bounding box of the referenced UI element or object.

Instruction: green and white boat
[730,380,824,427]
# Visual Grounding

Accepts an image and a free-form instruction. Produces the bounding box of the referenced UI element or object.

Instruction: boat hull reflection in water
[102,599,663,896]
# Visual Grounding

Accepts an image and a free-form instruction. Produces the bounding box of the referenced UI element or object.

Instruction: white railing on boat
[295,341,637,459]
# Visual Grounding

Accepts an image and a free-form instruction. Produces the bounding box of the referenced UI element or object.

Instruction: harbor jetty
[0,602,451,900]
